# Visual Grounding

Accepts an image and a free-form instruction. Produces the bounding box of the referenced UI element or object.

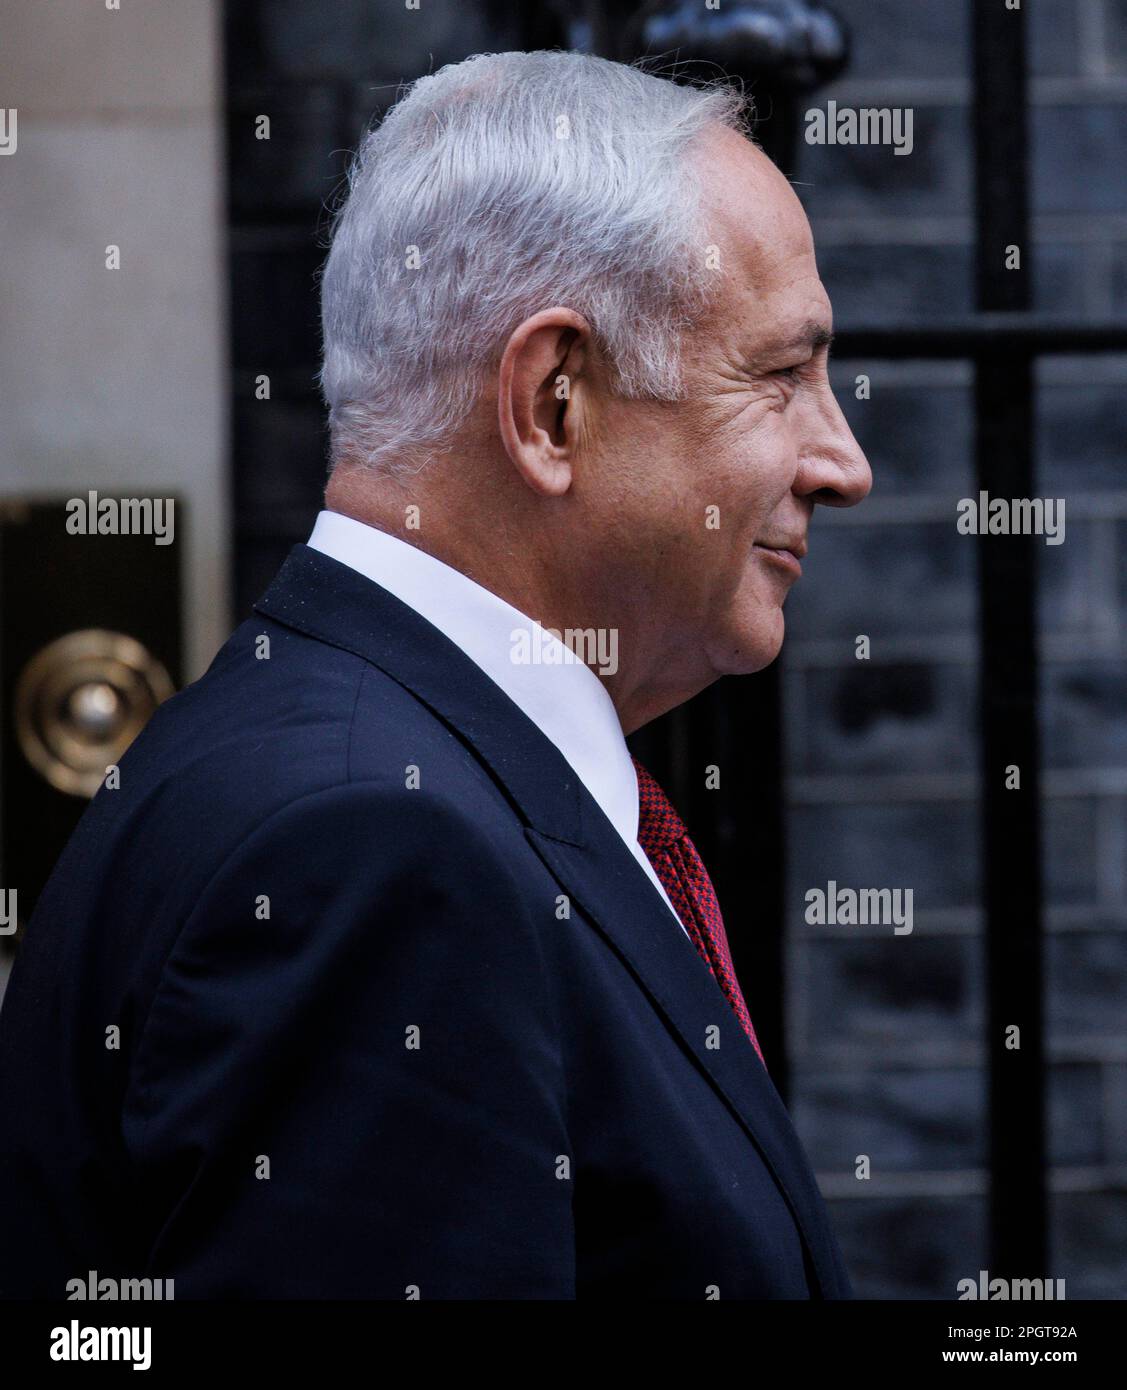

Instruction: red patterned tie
[633,757,766,1068]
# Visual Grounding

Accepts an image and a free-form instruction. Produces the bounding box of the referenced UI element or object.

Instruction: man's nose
[794,388,872,508]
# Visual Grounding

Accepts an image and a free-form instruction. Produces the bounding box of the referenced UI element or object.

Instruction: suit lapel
[254,543,844,1296]
[524,817,845,1299]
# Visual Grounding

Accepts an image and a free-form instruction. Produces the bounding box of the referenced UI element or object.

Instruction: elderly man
[0,50,869,1300]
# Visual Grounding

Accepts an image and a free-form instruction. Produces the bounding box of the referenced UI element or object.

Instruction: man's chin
[711,608,786,676]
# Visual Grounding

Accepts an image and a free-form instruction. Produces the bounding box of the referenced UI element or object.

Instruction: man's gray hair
[318,50,750,475]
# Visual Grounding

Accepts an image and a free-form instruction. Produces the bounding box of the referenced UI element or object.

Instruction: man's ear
[497,307,590,497]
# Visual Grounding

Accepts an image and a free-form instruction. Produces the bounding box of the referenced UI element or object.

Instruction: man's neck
[321,468,711,736]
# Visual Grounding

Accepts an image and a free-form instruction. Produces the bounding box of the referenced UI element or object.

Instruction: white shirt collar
[305,509,684,930]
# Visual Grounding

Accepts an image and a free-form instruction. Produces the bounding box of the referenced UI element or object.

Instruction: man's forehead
[693,127,829,340]
[700,136,815,267]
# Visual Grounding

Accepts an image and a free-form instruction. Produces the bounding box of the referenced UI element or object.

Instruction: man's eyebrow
[745,320,834,365]
[781,321,835,354]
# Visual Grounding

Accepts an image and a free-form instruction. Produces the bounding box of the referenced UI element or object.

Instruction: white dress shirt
[306,509,687,937]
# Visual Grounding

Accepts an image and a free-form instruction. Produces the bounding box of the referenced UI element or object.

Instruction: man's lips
[753,539,806,577]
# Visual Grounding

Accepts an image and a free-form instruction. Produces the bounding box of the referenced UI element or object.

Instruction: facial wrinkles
[654,139,832,676]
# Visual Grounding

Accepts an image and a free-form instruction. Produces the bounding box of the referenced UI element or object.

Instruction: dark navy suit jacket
[0,544,853,1299]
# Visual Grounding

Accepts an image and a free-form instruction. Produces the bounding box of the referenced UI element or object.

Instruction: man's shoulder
[132,614,488,813]
[61,614,527,925]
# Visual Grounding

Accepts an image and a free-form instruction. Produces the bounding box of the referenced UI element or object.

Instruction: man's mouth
[753,539,806,577]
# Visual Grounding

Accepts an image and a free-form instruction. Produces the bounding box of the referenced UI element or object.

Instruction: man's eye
[774,365,801,380]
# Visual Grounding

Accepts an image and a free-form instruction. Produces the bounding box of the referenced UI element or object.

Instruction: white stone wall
[0,0,229,679]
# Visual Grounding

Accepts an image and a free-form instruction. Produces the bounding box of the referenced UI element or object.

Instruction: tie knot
[632,756,688,854]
